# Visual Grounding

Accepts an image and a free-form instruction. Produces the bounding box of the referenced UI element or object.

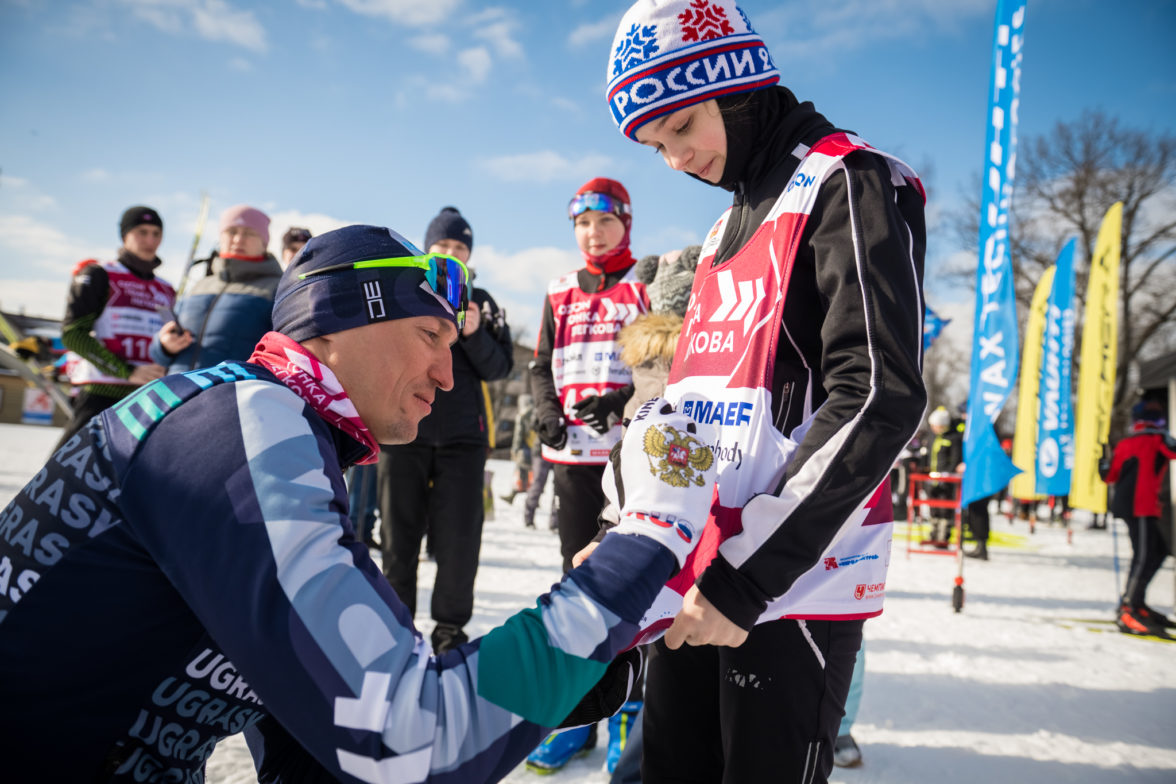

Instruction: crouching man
[0,225,717,783]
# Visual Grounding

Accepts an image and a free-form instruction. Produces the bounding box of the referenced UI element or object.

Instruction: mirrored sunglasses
[568,192,631,220]
[297,253,471,328]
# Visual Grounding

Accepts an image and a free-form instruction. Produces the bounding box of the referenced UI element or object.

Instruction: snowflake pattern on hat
[612,22,660,77]
[678,0,733,42]
[606,0,780,139]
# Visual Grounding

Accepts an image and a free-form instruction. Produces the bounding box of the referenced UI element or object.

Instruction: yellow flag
[1010,266,1055,501]
[1070,202,1123,512]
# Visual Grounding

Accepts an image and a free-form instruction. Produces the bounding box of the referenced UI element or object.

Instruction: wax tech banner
[1035,238,1077,496]
[1009,265,1053,502]
[963,0,1027,506]
[1071,204,1123,512]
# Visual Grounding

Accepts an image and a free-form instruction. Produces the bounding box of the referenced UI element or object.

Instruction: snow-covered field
[2,422,1173,783]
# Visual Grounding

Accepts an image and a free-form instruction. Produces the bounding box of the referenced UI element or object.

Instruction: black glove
[1097,457,1112,481]
[537,414,567,450]
[571,388,629,435]
[557,647,645,728]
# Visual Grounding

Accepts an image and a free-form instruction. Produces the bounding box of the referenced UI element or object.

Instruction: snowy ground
[2,422,1173,783]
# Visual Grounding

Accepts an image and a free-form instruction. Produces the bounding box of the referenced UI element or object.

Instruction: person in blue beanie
[0,224,720,783]
[377,206,514,654]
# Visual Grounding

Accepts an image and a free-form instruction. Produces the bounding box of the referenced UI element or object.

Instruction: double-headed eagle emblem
[643,424,714,487]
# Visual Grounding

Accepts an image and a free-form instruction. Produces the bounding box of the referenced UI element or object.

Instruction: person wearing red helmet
[531,177,651,575]
[527,177,651,771]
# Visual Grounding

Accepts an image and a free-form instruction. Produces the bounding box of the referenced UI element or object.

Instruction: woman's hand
[158,321,193,354]
[664,585,748,649]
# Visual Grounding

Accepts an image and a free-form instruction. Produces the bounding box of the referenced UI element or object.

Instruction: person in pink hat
[151,203,283,373]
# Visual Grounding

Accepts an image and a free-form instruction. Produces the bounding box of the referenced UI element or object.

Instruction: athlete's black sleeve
[60,263,132,379]
[530,297,562,426]
[460,288,514,382]
[698,153,928,628]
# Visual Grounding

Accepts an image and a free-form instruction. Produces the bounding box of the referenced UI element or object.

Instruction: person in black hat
[377,206,514,654]
[54,205,173,450]
[0,223,720,783]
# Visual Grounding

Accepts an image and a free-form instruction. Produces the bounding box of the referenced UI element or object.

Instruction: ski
[1051,617,1175,644]
[0,311,72,416]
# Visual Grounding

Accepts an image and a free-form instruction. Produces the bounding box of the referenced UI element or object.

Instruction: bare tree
[946,110,1176,434]
[922,334,968,414]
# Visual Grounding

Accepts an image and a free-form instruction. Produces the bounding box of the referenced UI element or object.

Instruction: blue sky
[2,0,1174,344]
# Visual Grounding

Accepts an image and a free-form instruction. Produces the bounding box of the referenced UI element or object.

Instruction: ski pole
[174,192,210,301]
[952,483,965,612]
[1110,513,1121,604]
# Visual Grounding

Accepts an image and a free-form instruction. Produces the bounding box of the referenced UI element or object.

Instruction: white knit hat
[606,0,779,140]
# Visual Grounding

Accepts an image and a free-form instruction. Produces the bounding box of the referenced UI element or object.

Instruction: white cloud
[53,3,118,40]
[753,0,990,60]
[294,0,327,8]
[568,16,617,48]
[0,215,104,317]
[551,96,581,114]
[470,8,523,60]
[459,46,492,83]
[411,33,451,54]
[397,75,468,104]
[923,293,975,404]
[0,279,74,321]
[0,214,94,267]
[335,0,461,27]
[263,209,353,262]
[479,150,617,184]
[81,168,110,183]
[470,244,583,342]
[117,0,268,52]
[229,56,252,71]
[366,6,523,105]
[640,225,704,256]
[1,175,57,210]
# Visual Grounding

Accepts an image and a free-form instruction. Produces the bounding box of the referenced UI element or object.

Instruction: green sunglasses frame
[297,253,471,328]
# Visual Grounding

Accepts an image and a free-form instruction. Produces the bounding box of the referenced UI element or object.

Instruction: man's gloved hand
[536,414,567,450]
[608,398,718,568]
[556,647,644,728]
[571,388,629,435]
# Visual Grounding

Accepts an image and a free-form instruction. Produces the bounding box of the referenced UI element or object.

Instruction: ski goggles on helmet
[298,253,471,328]
[568,192,631,220]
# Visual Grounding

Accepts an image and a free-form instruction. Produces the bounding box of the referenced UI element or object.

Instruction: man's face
[427,238,470,264]
[123,224,163,261]
[313,316,456,444]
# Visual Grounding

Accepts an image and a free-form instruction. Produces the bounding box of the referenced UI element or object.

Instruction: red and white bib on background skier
[542,267,648,465]
[69,261,176,386]
[633,133,919,645]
